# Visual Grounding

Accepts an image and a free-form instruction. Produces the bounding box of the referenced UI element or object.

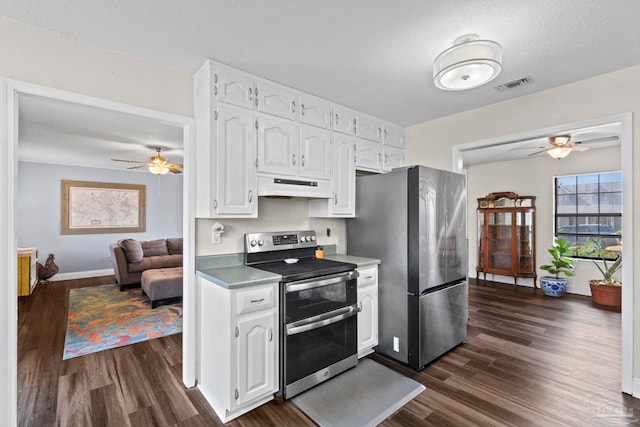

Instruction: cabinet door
[214,67,256,110]
[356,113,383,143]
[216,106,258,215]
[236,311,276,407]
[382,145,404,172]
[355,138,382,171]
[516,211,535,274]
[256,81,297,121]
[299,125,331,180]
[331,133,356,216]
[299,94,332,130]
[486,212,513,272]
[358,285,378,356]
[333,105,356,135]
[383,122,405,148]
[257,116,298,176]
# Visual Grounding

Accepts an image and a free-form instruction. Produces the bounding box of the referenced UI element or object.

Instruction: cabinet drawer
[235,286,275,315]
[358,267,377,288]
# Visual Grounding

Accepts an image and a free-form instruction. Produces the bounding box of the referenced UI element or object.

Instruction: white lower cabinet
[357,266,379,358]
[198,278,278,423]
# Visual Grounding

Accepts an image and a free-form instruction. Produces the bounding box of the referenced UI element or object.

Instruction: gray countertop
[196,251,380,289]
[196,265,281,289]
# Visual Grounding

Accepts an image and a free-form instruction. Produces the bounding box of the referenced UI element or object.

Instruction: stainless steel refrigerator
[347,165,468,370]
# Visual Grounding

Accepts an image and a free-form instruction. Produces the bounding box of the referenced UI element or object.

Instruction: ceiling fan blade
[527,149,548,156]
[169,168,182,174]
[573,135,619,145]
[111,158,146,164]
[572,145,592,152]
[166,163,183,169]
[126,165,147,170]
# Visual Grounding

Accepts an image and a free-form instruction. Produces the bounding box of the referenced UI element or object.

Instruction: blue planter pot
[540,277,567,297]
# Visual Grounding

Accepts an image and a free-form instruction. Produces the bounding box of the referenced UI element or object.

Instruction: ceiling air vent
[495,76,533,91]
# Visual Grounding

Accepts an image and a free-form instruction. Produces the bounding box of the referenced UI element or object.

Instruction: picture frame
[61,180,146,235]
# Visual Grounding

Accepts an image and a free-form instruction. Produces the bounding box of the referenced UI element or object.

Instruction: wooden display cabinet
[476,192,536,287]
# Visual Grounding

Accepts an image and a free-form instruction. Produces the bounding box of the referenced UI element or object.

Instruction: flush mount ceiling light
[433,34,502,91]
[547,135,575,159]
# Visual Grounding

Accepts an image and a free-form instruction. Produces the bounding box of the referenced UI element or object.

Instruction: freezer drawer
[408,280,468,370]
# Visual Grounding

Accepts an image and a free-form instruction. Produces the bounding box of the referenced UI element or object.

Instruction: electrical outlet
[212,230,221,244]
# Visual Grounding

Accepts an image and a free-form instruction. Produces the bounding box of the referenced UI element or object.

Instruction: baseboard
[49,268,114,282]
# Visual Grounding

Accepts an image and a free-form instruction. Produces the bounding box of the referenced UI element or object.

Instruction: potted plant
[585,238,622,308]
[539,237,575,297]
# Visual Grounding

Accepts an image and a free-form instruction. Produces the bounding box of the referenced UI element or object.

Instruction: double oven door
[281,270,358,399]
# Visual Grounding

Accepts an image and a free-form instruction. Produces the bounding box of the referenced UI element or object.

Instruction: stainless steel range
[245,230,359,399]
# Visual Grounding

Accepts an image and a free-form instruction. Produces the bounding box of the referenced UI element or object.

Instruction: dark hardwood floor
[18,277,638,426]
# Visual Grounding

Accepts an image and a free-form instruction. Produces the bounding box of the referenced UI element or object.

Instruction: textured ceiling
[4,1,637,168]
[2,0,640,126]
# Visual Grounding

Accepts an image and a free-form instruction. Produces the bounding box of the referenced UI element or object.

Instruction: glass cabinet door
[516,211,534,274]
[487,212,512,271]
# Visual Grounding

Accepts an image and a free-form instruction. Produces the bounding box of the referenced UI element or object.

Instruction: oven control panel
[245,230,317,253]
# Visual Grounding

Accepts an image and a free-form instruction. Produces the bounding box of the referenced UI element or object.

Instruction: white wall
[467,146,621,295]
[196,198,346,256]
[0,17,193,117]
[405,64,639,380]
[17,162,183,276]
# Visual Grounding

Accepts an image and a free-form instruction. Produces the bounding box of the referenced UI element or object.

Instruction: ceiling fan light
[550,135,571,146]
[547,146,572,159]
[433,34,502,91]
[149,164,169,175]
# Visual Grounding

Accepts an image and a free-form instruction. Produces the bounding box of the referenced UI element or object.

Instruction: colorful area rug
[63,284,182,360]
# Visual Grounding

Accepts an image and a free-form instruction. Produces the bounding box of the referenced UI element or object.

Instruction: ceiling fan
[529,135,619,159]
[112,147,183,175]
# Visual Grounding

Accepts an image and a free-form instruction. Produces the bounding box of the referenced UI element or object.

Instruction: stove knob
[300,236,307,242]
[250,240,257,247]
[310,235,316,241]
[258,240,264,246]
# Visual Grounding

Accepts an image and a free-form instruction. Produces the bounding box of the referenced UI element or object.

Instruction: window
[555,172,622,259]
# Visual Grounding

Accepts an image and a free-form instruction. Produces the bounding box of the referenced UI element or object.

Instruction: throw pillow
[141,239,169,257]
[118,239,144,263]
[167,238,183,255]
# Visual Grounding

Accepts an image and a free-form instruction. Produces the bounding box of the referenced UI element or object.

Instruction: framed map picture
[61,180,146,235]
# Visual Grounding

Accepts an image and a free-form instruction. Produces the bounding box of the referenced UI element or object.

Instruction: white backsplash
[196,197,347,256]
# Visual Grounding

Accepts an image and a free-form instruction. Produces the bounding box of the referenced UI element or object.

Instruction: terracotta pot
[589,280,622,307]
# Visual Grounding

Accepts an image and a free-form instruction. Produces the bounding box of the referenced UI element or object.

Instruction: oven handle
[285,270,359,293]
[286,305,357,336]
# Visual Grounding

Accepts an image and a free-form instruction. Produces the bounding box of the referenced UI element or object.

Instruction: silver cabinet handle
[335,113,339,125]
[269,328,273,342]
[250,298,264,303]
[291,100,296,113]
[384,154,388,165]
[301,104,305,116]
[235,326,239,338]
[334,194,338,205]
[377,128,381,138]
[248,87,253,102]
[248,189,253,203]
[384,129,388,140]
[301,155,305,167]
[292,153,296,166]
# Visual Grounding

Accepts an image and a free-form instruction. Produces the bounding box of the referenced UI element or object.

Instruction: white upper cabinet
[299,93,333,130]
[383,121,405,148]
[355,139,383,171]
[382,145,404,172]
[214,66,256,110]
[309,132,355,217]
[256,80,298,121]
[298,125,332,180]
[333,105,356,136]
[257,116,298,177]
[356,113,383,143]
[215,105,258,215]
